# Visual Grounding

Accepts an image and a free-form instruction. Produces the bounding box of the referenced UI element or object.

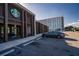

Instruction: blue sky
[21,3,79,26]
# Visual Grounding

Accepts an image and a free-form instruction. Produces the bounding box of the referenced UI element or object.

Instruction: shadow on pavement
[4,37,79,56]
[63,37,78,41]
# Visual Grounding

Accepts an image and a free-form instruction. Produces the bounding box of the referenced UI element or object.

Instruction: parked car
[42,31,65,38]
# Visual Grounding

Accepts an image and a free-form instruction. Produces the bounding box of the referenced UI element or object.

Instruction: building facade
[38,16,64,32]
[36,21,48,34]
[0,3,35,42]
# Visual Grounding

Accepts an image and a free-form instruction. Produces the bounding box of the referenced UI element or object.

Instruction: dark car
[42,31,65,38]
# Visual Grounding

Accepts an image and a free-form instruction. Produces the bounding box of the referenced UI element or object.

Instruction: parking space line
[23,37,42,46]
[36,37,42,40]
[0,37,42,56]
[23,41,34,46]
[0,49,15,56]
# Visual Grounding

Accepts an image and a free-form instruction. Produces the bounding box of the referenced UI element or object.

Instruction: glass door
[16,25,21,38]
[8,25,15,40]
[0,24,4,42]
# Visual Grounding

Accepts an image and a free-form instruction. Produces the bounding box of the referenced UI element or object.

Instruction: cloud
[65,21,79,27]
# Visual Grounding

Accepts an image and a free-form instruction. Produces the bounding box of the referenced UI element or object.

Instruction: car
[42,31,65,38]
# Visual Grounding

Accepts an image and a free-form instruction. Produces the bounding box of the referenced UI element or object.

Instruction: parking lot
[1,36,78,56]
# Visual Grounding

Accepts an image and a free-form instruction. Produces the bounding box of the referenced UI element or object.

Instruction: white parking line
[23,41,34,46]
[0,49,15,56]
[36,37,42,40]
[23,37,42,46]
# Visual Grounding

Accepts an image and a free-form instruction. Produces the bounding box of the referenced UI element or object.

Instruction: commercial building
[0,3,48,43]
[0,3,35,42]
[38,16,64,31]
[36,21,48,34]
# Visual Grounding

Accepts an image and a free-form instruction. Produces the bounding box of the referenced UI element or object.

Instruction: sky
[21,3,79,26]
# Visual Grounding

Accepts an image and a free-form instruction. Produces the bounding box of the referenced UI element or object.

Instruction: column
[34,17,36,36]
[25,12,28,37]
[4,3,8,42]
[31,15,34,36]
[21,10,24,38]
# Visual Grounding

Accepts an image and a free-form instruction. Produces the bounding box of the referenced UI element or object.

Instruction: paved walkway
[0,34,42,52]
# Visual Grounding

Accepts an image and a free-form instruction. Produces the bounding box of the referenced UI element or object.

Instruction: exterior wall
[36,21,48,34]
[36,22,40,34]
[38,16,64,32]
[0,4,5,24]
[0,4,4,17]
[8,4,22,20]
[26,13,35,36]
[0,3,35,42]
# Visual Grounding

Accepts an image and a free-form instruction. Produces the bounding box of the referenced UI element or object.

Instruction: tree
[65,26,79,31]
[75,27,79,31]
[65,26,74,31]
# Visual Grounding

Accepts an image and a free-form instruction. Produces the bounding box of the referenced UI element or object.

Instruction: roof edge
[13,3,35,15]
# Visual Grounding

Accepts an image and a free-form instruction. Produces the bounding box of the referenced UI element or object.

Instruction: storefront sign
[10,8,20,18]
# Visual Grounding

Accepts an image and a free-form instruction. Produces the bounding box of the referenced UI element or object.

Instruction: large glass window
[1,27,4,34]
[0,25,4,40]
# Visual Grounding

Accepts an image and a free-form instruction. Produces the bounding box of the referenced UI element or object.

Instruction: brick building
[36,21,48,34]
[0,3,35,42]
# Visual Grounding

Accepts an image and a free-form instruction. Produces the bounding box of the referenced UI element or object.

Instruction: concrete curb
[0,34,42,52]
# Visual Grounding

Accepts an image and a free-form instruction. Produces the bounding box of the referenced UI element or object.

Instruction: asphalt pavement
[1,37,79,56]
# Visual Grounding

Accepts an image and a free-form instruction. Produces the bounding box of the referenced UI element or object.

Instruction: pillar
[25,12,28,37]
[34,17,36,36]
[31,15,35,36]
[21,10,24,38]
[4,3,8,42]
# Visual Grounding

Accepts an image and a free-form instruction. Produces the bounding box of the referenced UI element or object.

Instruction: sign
[10,8,20,18]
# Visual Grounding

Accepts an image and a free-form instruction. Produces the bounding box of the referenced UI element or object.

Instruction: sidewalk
[0,34,42,52]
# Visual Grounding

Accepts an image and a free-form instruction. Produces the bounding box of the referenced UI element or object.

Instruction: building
[38,16,64,31]
[36,21,48,34]
[0,3,35,42]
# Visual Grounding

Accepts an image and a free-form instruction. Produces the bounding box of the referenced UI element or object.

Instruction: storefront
[0,3,35,43]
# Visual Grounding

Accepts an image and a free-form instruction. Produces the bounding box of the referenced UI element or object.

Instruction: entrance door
[16,25,21,38]
[8,25,21,39]
[8,25,15,40]
[0,24,4,42]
